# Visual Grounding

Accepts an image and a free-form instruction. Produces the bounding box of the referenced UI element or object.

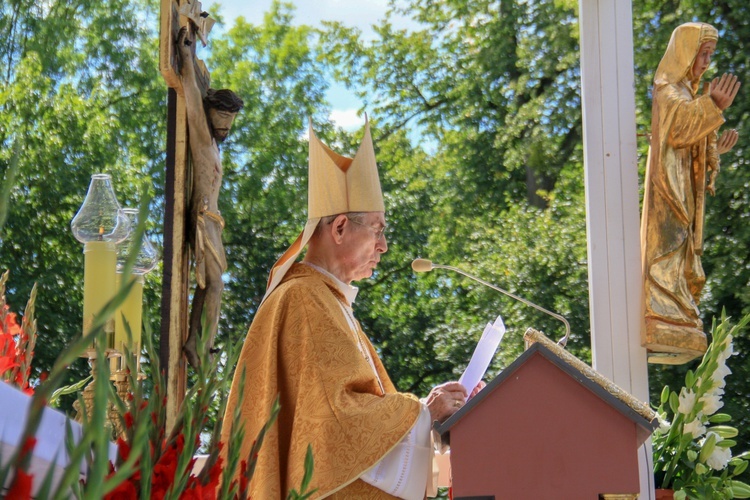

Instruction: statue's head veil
[654,22,718,92]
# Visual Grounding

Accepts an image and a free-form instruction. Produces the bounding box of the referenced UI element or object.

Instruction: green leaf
[733,460,748,477]
[709,413,732,424]
[301,444,315,493]
[685,370,695,388]
[731,480,750,499]
[49,375,93,407]
[709,425,739,439]
[669,392,680,414]
[661,385,671,404]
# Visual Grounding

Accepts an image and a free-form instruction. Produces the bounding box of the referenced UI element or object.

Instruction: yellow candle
[114,274,144,364]
[82,241,117,346]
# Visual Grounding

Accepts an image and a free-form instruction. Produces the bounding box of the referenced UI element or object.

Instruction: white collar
[303,262,359,305]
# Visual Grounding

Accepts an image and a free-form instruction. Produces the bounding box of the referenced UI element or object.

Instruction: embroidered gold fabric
[221,263,421,498]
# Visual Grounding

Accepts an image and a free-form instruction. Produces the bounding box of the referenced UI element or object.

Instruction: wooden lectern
[435,329,657,500]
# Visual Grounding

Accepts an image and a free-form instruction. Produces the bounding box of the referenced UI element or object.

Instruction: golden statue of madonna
[641,22,741,364]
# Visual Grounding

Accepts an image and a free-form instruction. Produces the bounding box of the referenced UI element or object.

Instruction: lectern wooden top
[435,328,658,441]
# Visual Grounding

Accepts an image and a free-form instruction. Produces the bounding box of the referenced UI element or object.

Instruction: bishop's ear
[331,214,349,243]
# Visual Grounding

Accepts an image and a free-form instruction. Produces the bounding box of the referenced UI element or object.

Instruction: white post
[578,0,653,497]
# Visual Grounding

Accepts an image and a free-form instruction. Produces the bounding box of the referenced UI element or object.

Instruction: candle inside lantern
[72,173,131,351]
[114,274,144,368]
[82,240,117,344]
[112,207,158,373]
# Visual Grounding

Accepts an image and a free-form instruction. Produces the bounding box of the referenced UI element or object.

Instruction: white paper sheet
[458,315,505,397]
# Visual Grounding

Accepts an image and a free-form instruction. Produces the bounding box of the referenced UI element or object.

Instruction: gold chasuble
[221,263,421,498]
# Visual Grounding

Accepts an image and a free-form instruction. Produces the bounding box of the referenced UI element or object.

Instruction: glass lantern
[71,174,130,343]
[113,208,159,371]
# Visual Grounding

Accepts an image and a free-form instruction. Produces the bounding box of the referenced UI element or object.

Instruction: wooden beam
[159,86,189,432]
[159,0,213,432]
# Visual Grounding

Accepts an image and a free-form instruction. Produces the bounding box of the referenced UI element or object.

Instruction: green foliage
[0,251,138,496]
[0,224,286,496]
[319,0,581,210]
[2,0,750,485]
[0,0,164,398]
[208,1,332,343]
[287,444,317,500]
[317,0,590,396]
[652,313,750,498]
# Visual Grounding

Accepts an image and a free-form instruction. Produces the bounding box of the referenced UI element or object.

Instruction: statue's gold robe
[221,263,421,498]
[641,23,724,338]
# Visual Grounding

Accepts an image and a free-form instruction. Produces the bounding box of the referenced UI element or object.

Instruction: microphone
[411,258,571,348]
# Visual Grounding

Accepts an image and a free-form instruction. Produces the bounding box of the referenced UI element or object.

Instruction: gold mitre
[308,118,384,217]
[262,118,384,302]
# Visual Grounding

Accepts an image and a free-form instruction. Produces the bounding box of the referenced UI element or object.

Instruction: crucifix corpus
[158,0,243,430]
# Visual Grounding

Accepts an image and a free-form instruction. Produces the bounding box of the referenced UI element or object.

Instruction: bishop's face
[208,108,237,142]
[340,212,388,283]
[692,40,716,80]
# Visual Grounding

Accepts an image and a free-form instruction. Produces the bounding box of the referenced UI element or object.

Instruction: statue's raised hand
[717,129,738,155]
[710,73,741,111]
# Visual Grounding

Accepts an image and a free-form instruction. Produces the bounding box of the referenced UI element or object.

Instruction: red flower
[0,355,18,375]
[104,477,138,500]
[19,437,37,462]
[238,459,249,497]
[123,411,134,430]
[151,443,180,496]
[6,469,33,499]
[117,437,131,462]
[206,455,223,489]
[2,311,22,337]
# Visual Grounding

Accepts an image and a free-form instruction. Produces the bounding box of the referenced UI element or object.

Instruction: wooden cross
[158,0,213,431]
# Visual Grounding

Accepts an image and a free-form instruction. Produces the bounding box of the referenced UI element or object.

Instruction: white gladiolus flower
[706,444,732,471]
[717,336,734,362]
[711,361,732,389]
[678,388,696,415]
[683,416,706,439]
[658,416,671,433]
[699,392,723,415]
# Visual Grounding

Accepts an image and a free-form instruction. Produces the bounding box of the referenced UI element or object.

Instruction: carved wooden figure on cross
[176,22,243,368]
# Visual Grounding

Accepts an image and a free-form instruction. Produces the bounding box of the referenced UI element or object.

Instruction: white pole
[578,0,653,497]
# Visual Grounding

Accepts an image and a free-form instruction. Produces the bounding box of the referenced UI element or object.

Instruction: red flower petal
[116,437,131,462]
[7,469,34,499]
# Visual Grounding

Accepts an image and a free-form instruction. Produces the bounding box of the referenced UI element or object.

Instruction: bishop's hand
[425,380,486,423]
[425,382,468,424]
